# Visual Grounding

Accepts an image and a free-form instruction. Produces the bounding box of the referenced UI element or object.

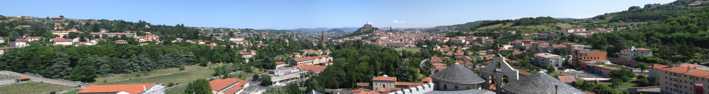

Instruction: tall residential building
[652,64,709,94]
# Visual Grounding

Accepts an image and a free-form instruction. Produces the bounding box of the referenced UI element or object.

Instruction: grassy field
[0,82,72,94]
[93,64,219,94]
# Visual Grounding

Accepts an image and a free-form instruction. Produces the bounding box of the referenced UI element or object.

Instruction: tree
[68,65,97,82]
[260,75,273,86]
[213,66,229,76]
[185,79,212,94]
[609,69,635,82]
[628,6,642,11]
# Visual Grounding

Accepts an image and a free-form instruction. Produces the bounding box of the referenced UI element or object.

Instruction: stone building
[431,63,486,91]
[500,72,584,94]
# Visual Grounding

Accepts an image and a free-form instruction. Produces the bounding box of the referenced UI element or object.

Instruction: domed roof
[431,64,485,84]
[502,72,584,94]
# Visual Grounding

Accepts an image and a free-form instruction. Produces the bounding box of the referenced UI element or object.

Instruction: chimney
[555,85,559,94]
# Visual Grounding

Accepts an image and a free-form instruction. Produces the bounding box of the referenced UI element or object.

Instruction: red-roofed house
[294,56,332,65]
[52,37,75,46]
[430,56,447,73]
[79,83,165,94]
[209,78,249,94]
[296,64,326,74]
[138,33,160,43]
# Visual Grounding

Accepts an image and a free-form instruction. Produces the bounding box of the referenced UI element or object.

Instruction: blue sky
[1,0,674,29]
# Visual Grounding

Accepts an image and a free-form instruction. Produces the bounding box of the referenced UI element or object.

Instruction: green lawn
[0,82,72,94]
[166,84,188,94]
[93,64,219,94]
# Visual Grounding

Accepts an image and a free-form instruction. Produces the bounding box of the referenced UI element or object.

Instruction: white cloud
[392,20,406,24]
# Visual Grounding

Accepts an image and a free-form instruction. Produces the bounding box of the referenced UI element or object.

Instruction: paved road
[0,71,82,87]
[240,80,269,94]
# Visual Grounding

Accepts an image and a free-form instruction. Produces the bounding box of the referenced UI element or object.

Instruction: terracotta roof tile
[372,75,397,82]
[297,64,326,74]
[210,78,239,92]
[653,64,709,79]
[79,83,154,94]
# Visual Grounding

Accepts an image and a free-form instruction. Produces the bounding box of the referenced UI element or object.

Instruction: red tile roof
[372,75,397,82]
[79,83,154,94]
[210,78,237,92]
[297,56,321,62]
[297,64,326,74]
[558,75,576,83]
[654,64,709,79]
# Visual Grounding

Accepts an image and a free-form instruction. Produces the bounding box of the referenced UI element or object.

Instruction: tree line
[0,43,243,82]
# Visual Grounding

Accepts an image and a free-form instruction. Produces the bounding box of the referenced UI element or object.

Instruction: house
[619,46,653,59]
[78,83,166,94]
[302,49,324,56]
[52,37,75,46]
[209,78,248,94]
[573,49,608,64]
[24,36,41,42]
[533,53,564,68]
[430,56,447,73]
[240,50,256,59]
[91,29,137,38]
[372,75,397,90]
[0,37,5,44]
[10,39,28,48]
[240,50,256,63]
[0,47,8,55]
[229,37,246,44]
[296,64,326,74]
[114,40,129,44]
[614,47,653,67]
[270,67,303,86]
[353,75,434,94]
[293,56,333,65]
[138,32,160,43]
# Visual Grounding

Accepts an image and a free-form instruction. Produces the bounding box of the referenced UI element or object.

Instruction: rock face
[352,23,378,35]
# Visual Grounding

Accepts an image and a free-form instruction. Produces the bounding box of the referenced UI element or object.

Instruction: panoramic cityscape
[2,0,709,94]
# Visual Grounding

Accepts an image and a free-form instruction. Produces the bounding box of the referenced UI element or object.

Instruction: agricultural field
[93,64,219,94]
[0,82,73,94]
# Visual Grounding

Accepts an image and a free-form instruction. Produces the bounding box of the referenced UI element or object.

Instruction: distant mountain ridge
[425,0,709,33]
[288,27,358,32]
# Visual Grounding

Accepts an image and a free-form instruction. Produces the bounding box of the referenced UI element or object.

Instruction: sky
[0,0,675,29]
